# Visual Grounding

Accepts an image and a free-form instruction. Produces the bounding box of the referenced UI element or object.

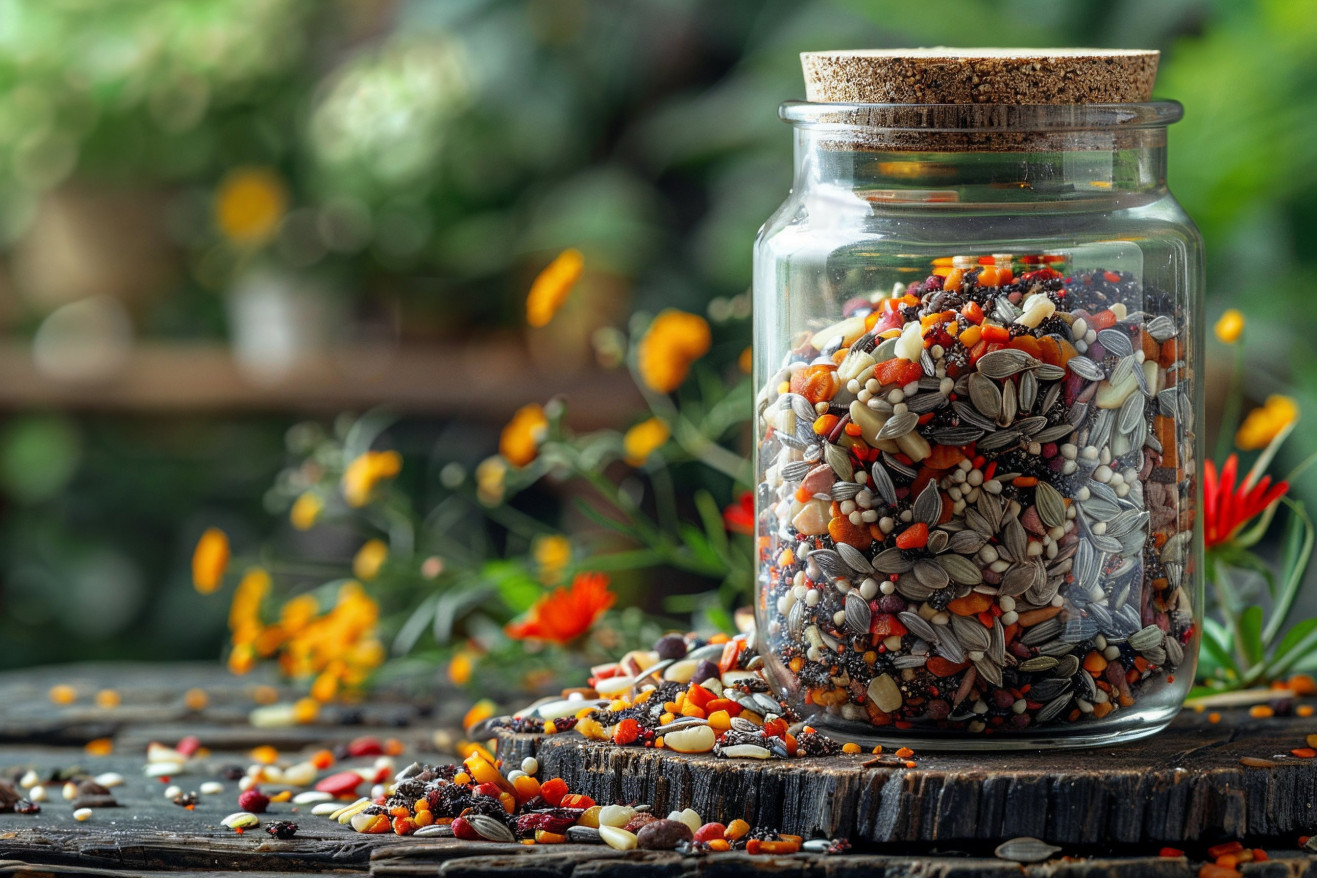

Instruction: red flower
[723,491,755,535]
[505,572,614,644]
[1203,454,1289,550]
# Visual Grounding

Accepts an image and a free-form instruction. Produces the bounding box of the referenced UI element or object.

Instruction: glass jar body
[751,105,1204,748]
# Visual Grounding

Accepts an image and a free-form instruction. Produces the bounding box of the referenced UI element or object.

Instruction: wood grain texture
[497,708,1317,847]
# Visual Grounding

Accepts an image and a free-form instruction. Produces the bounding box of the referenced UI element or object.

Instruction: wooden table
[1,663,1314,877]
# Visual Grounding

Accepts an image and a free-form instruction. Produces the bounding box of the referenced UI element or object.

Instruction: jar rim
[779,100,1183,133]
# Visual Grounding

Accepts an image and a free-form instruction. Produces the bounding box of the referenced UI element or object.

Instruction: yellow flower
[228,643,256,675]
[215,166,288,246]
[448,648,476,685]
[499,403,549,467]
[623,417,670,466]
[476,457,507,505]
[353,539,389,581]
[526,248,584,328]
[311,669,340,703]
[290,492,323,531]
[637,310,711,393]
[532,534,572,583]
[279,594,320,635]
[1236,394,1300,450]
[192,528,231,594]
[1215,309,1245,344]
[342,450,402,508]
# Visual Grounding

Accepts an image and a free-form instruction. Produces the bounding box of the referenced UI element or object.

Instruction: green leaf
[1200,618,1240,678]
[1267,617,1317,675]
[1261,498,1315,645]
[1238,605,1264,667]
[678,523,722,569]
[392,594,438,656]
[694,490,730,558]
[573,498,640,541]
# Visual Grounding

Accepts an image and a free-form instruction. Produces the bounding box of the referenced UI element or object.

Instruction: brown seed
[1239,757,1275,769]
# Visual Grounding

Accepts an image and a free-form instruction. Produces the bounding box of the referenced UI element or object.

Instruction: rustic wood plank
[495,708,1317,847]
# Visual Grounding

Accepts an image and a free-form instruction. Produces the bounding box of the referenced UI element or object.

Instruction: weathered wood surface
[497,708,1317,849]
[2,662,1315,877]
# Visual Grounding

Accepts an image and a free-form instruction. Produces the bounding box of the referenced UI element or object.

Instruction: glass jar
[752,101,1203,748]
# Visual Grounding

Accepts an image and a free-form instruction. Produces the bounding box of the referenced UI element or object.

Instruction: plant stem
[1211,562,1253,676]
[1213,345,1244,464]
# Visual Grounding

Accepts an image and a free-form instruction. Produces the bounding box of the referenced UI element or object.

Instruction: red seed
[346,736,384,758]
[175,735,201,758]
[238,789,270,813]
[315,771,365,797]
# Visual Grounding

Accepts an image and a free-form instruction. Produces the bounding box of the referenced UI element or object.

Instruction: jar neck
[792,127,1169,205]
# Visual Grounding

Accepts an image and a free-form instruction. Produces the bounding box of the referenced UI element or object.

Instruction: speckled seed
[663,724,717,754]
[199,782,223,795]
[221,812,260,829]
[73,808,93,821]
[468,814,516,843]
[567,825,602,843]
[599,825,639,851]
[311,802,342,816]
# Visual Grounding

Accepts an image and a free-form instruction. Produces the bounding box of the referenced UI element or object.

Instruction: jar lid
[802,48,1158,104]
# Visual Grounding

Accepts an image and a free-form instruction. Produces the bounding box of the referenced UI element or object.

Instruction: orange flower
[192,528,231,594]
[526,249,584,328]
[352,538,388,581]
[290,492,323,530]
[215,166,288,246]
[637,310,711,393]
[622,417,670,466]
[342,450,402,507]
[1236,395,1299,451]
[499,403,549,467]
[505,572,614,645]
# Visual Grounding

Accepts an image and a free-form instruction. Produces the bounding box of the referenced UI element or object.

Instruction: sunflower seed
[1067,356,1105,381]
[936,553,983,585]
[1030,677,1071,701]
[1098,328,1134,358]
[1014,415,1049,436]
[872,548,913,574]
[1018,655,1060,673]
[1019,369,1038,411]
[1034,364,1067,381]
[973,657,1004,687]
[978,349,1038,379]
[468,814,517,843]
[978,430,1021,451]
[913,559,951,590]
[965,508,994,538]
[949,529,988,554]
[969,374,1003,418]
[1003,516,1028,562]
[1035,482,1067,529]
[415,823,456,838]
[837,542,873,574]
[1033,423,1076,443]
[781,460,811,482]
[845,592,872,635]
[788,394,817,422]
[989,618,1006,663]
[999,380,1018,427]
[907,392,947,414]
[999,563,1040,597]
[810,549,847,580]
[951,615,990,651]
[899,612,939,643]
[1021,618,1061,645]
[1054,654,1080,677]
[913,481,943,526]
[953,400,999,431]
[825,443,854,481]
[882,452,918,479]
[892,654,928,669]
[1118,393,1145,434]
[1129,625,1165,651]
[937,632,966,663]
[896,578,937,602]
[1165,636,1184,666]
[995,837,1062,864]
[1041,381,1062,414]
[927,529,949,553]
[1036,693,1074,724]
[788,600,805,637]
[567,825,603,843]
[1061,618,1099,643]
[1068,401,1090,427]
[870,463,897,506]
[932,426,985,445]
[877,412,919,440]
[831,481,862,501]
[1147,315,1177,341]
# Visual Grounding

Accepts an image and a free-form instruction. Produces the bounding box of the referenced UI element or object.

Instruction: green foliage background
[1,0,1314,668]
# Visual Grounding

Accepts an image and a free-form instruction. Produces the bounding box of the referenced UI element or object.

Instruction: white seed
[29,785,46,803]
[199,782,224,795]
[350,811,379,832]
[594,675,635,697]
[145,762,183,777]
[662,724,716,754]
[598,805,637,828]
[506,769,526,782]
[239,775,257,791]
[222,811,260,830]
[73,808,93,821]
[281,761,317,787]
[599,825,638,851]
[520,757,538,776]
[93,772,124,788]
[62,782,78,800]
[293,791,332,805]
[164,785,182,799]
[311,802,342,816]
[19,770,38,789]
[668,808,702,834]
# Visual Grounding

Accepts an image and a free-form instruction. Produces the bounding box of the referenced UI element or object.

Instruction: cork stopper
[802,48,1159,105]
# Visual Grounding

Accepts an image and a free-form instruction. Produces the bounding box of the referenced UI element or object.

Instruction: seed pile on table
[755,254,1195,735]
[313,748,840,854]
